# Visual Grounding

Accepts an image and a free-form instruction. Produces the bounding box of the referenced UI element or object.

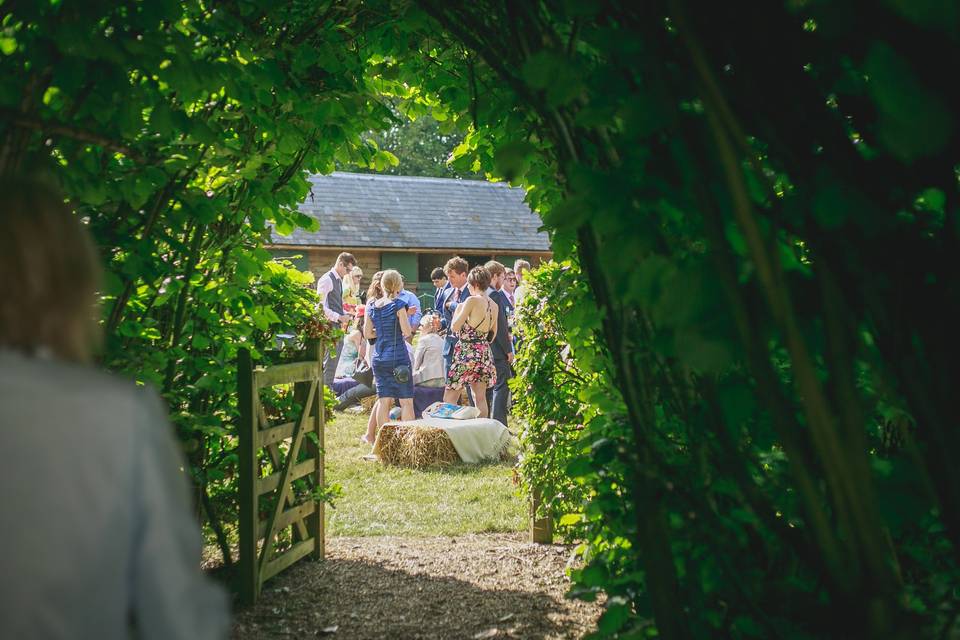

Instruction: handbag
[352,359,374,387]
[393,363,411,384]
[391,303,411,384]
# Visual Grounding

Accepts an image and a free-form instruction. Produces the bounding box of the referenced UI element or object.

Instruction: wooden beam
[258,420,297,448]
[265,243,553,255]
[257,458,317,496]
[261,539,315,584]
[258,501,316,540]
[309,341,326,560]
[257,406,318,450]
[254,361,320,388]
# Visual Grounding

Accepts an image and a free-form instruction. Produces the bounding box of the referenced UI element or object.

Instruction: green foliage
[0,0,393,565]
[386,3,960,637]
[512,261,616,534]
[512,261,643,625]
[6,2,960,637]
[349,108,481,179]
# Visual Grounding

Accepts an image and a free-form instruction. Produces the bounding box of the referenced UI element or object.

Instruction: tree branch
[0,109,145,162]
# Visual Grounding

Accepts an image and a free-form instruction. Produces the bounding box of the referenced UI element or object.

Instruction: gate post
[237,348,257,605]
[304,338,325,560]
[530,486,553,543]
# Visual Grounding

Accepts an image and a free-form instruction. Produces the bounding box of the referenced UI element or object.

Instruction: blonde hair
[380,269,403,297]
[420,313,438,333]
[0,177,102,362]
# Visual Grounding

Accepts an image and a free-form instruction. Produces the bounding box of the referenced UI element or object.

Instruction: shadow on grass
[427,459,517,476]
[233,555,576,639]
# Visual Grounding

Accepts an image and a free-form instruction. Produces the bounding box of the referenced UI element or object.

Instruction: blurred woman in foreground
[0,178,228,639]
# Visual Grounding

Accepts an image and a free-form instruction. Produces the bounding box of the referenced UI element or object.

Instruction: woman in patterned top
[442,266,498,418]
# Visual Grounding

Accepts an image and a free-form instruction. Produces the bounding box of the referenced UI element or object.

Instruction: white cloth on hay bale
[391,417,513,463]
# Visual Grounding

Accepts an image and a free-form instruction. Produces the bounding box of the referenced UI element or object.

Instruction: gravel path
[232,533,602,639]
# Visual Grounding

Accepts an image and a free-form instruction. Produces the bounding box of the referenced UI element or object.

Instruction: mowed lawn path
[231,412,603,639]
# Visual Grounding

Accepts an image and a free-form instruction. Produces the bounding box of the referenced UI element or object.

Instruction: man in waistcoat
[317,252,357,390]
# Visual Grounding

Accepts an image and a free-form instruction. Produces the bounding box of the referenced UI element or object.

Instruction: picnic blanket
[437,417,513,463]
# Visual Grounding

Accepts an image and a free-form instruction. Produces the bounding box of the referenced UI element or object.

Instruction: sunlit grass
[324,411,526,537]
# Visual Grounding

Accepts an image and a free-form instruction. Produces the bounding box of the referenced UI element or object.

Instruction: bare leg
[471,382,489,418]
[364,399,379,443]
[376,396,394,434]
[443,387,460,405]
[399,398,415,421]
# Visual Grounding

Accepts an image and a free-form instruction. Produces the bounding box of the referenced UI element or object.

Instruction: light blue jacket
[0,351,229,639]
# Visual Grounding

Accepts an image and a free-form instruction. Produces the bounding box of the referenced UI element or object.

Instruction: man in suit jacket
[484,261,514,427]
[431,267,449,312]
[439,256,470,376]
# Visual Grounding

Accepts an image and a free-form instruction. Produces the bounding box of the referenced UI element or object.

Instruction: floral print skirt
[446,339,497,390]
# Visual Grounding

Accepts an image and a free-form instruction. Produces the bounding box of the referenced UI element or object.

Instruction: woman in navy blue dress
[363,269,415,435]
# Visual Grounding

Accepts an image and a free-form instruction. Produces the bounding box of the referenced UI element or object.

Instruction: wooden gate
[237,340,326,605]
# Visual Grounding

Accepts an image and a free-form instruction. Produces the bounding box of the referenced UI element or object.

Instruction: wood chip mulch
[231,533,603,639]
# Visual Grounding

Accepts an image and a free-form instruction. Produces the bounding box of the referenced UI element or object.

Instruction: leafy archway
[3,1,959,637]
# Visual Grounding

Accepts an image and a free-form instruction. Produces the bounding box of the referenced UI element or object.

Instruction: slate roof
[270,172,551,252]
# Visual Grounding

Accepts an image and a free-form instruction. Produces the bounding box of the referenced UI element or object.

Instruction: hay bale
[373,423,460,468]
[359,395,377,413]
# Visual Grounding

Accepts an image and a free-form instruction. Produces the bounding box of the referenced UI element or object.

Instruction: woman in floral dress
[443,266,498,418]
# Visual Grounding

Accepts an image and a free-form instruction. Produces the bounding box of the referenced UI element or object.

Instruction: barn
[267,172,552,308]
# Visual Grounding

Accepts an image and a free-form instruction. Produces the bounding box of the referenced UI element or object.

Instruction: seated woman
[335,313,364,379]
[0,178,227,638]
[442,266,498,418]
[363,270,415,440]
[413,313,445,388]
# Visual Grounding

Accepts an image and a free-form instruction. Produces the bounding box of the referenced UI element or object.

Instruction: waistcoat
[326,271,343,316]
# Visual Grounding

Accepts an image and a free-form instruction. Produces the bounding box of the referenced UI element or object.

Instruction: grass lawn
[324,411,527,537]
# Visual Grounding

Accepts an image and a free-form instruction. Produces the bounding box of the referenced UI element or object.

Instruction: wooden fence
[237,340,326,605]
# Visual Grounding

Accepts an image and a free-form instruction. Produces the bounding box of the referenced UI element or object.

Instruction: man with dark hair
[438,256,470,376]
[484,260,514,427]
[431,266,449,312]
[317,252,357,389]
